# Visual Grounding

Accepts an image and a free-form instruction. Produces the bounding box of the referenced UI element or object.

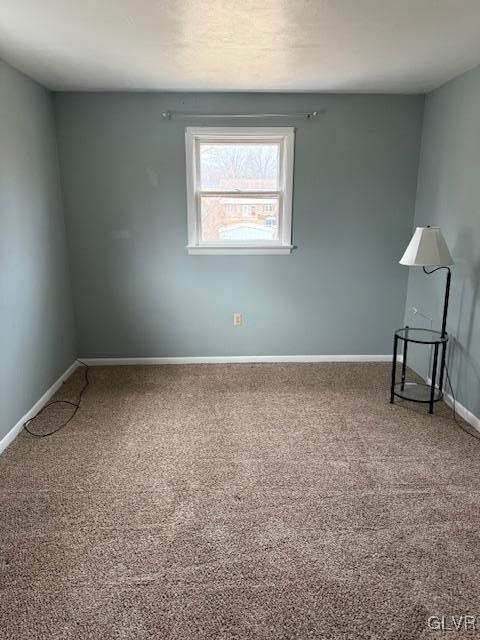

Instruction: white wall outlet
[233,313,242,326]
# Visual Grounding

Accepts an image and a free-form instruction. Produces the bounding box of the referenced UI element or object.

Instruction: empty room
[1,1,480,638]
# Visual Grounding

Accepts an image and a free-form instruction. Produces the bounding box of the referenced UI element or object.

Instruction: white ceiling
[1,0,480,93]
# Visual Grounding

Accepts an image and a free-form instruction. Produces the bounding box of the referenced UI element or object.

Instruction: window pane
[199,143,280,191]
[200,196,279,242]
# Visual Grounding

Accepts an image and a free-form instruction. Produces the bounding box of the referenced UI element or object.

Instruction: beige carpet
[1,363,480,639]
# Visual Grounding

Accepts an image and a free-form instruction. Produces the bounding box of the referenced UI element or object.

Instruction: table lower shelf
[393,381,443,404]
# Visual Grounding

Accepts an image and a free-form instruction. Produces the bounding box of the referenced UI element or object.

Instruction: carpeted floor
[1,363,480,639]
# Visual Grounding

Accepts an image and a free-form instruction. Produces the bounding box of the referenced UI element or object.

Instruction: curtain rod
[160,110,323,120]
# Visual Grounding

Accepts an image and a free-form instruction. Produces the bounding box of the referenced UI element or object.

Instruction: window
[185,127,294,254]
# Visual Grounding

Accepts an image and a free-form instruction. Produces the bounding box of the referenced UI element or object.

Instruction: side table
[390,326,448,414]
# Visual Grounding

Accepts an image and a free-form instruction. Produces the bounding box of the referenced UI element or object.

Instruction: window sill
[187,245,293,255]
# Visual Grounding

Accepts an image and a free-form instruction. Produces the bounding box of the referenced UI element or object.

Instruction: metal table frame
[390,326,448,414]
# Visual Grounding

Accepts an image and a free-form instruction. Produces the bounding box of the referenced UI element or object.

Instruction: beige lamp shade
[399,226,454,267]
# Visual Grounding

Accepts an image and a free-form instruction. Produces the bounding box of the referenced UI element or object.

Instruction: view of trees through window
[199,143,280,242]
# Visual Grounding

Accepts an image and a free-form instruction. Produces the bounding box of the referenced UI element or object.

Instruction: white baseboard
[80,355,394,366]
[443,392,480,432]
[425,375,480,433]
[0,361,79,455]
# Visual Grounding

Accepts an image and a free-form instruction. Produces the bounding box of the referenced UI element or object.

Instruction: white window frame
[185,127,295,255]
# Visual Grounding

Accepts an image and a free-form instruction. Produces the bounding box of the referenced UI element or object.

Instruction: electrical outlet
[233,313,242,326]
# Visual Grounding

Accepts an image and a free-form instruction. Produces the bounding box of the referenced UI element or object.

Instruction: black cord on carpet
[23,360,90,438]
[444,362,480,442]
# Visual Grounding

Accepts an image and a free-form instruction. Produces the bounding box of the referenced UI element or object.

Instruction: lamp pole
[423,266,451,395]
[441,268,451,338]
[439,267,451,394]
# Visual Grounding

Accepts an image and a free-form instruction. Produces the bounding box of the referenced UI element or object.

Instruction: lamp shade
[399,227,454,267]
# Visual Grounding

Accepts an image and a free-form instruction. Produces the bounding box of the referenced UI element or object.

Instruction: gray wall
[0,60,76,440]
[404,65,480,418]
[55,92,424,358]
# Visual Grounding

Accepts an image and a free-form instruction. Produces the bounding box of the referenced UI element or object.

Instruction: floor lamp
[399,226,454,394]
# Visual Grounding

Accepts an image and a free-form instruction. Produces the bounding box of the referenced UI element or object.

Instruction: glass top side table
[390,326,448,414]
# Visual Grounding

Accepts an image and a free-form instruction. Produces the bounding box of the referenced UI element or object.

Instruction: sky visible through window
[199,143,280,242]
